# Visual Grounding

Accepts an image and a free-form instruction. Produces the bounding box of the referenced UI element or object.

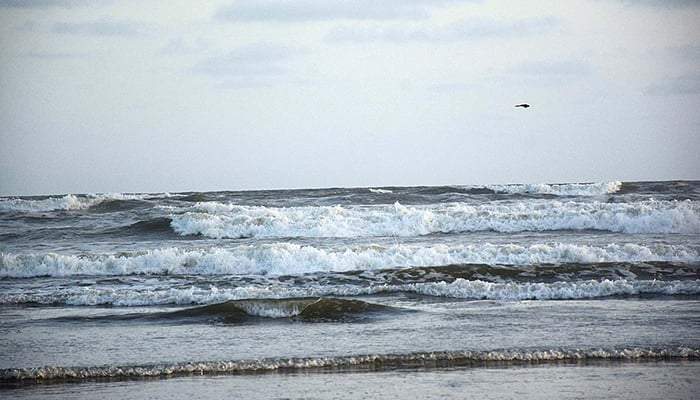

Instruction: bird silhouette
[514,103,531,108]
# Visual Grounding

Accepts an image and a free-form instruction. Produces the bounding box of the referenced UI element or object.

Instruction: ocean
[1,180,699,398]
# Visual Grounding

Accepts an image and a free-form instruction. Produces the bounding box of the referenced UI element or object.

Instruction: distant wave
[483,181,622,196]
[169,199,700,238]
[369,188,393,194]
[0,193,172,213]
[3,347,698,382]
[2,278,698,306]
[2,242,698,278]
[0,194,101,212]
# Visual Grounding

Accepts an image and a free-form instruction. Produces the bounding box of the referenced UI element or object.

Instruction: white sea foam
[0,193,170,212]
[4,347,697,382]
[484,181,622,196]
[0,194,99,212]
[223,298,373,318]
[169,199,700,238]
[2,278,697,306]
[2,242,698,278]
[405,278,700,300]
[233,300,310,318]
[369,188,393,194]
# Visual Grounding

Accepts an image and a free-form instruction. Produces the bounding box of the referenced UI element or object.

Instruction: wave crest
[2,242,698,278]
[405,278,700,300]
[0,194,100,212]
[369,188,393,194]
[171,298,391,321]
[169,199,700,238]
[56,298,392,323]
[0,193,169,213]
[3,347,697,382]
[2,279,697,306]
[484,181,622,196]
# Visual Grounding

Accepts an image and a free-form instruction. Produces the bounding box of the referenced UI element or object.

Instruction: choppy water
[1,181,699,396]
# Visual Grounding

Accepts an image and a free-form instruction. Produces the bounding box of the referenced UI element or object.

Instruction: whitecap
[484,181,622,196]
[169,199,700,239]
[2,242,698,278]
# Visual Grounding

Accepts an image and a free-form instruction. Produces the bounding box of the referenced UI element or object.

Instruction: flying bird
[514,103,531,108]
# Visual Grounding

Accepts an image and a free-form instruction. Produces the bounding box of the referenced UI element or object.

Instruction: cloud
[192,44,300,76]
[160,37,210,55]
[645,74,700,96]
[192,43,305,88]
[665,45,700,61]
[0,0,110,8]
[51,18,147,36]
[427,82,476,93]
[215,0,479,22]
[326,16,558,43]
[426,60,592,94]
[496,60,594,89]
[13,20,39,31]
[21,51,91,59]
[603,0,700,8]
[510,60,592,76]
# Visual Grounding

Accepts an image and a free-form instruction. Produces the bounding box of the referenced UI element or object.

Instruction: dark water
[1,181,699,397]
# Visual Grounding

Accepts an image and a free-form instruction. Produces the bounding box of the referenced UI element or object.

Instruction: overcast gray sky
[1,0,699,195]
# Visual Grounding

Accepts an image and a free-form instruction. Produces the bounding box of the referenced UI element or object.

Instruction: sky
[0,0,699,196]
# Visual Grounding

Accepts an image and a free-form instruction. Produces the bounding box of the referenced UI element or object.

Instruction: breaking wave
[369,188,393,194]
[0,194,101,212]
[2,279,698,306]
[182,297,390,321]
[108,217,175,235]
[2,242,698,278]
[170,199,700,238]
[3,347,697,382]
[403,278,700,300]
[484,181,622,196]
[48,298,395,324]
[0,193,170,213]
